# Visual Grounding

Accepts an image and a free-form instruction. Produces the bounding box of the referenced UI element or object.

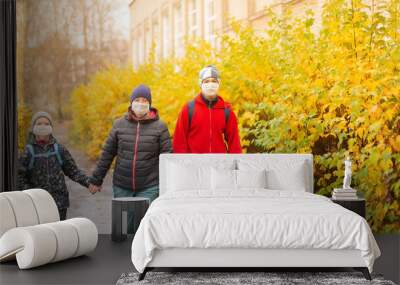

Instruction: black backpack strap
[224,105,231,124]
[223,104,231,138]
[187,100,195,129]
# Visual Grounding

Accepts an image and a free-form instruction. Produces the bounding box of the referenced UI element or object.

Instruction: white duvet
[131,189,380,273]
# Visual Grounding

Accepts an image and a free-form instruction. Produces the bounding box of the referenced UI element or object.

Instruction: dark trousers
[59,208,67,220]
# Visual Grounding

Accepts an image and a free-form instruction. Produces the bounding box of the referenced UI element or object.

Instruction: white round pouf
[0,219,98,269]
[23,189,60,223]
[0,192,39,227]
[0,226,57,269]
[42,221,79,262]
[64,218,98,257]
[0,189,98,269]
[0,196,17,237]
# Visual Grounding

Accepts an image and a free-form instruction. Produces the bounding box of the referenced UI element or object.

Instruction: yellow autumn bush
[18,101,32,151]
[70,0,399,233]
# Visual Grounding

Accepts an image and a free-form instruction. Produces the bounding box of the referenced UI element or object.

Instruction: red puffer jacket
[173,93,242,153]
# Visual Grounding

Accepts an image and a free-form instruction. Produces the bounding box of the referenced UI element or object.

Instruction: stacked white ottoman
[0,189,98,269]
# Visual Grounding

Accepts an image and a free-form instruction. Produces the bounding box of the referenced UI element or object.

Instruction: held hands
[88,184,101,195]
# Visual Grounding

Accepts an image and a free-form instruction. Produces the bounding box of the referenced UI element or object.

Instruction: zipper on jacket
[208,101,212,153]
[132,122,140,191]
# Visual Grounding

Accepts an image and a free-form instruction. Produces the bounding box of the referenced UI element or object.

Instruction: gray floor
[374,234,400,284]
[0,235,135,285]
[0,234,398,285]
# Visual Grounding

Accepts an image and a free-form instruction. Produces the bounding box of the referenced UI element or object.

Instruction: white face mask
[131,102,150,117]
[33,125,53,136]
[201,82,219,99]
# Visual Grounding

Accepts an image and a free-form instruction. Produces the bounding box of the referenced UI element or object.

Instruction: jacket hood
[195,93,229,109]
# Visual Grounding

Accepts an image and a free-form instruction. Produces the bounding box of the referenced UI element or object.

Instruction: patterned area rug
[116,271,396,285]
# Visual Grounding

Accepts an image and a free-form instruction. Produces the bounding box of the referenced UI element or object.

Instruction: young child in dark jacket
[17,111,93,220]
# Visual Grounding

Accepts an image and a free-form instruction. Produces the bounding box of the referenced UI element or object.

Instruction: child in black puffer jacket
[17,111,94,220]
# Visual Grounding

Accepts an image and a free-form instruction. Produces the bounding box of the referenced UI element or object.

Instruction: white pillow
[236,169,267,189]
[266,162,307,191]
[238,159,308,191]
[211,168,268,190]
[167,160,236,192]
[211,168,236,190]
[167,162,210,191]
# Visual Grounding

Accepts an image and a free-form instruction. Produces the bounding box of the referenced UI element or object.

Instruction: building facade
[129,0,324,68]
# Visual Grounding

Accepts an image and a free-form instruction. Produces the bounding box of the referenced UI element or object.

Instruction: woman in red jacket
[173,65,242,153]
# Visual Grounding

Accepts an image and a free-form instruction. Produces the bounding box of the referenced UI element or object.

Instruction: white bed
[131,154,380,280]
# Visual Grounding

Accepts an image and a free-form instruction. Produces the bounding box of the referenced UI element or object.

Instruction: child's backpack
[26,143,63,170]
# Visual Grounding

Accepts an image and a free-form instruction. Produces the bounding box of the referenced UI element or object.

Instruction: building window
[138,30,144,66]
[144,21,151,59]
[162,11,170,58]
[188,0,198,37]
[204,0,217,47]
[174,1,184,57]
[152,18,160,59]
[134,30,142,69]
[134,36,137,68]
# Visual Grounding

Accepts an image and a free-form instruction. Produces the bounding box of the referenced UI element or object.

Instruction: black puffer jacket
[90,108,172,191]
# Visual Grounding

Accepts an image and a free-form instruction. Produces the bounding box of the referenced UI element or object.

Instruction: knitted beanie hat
[198,65,220,86]
[130,84,152,106]
[30,111,53,131]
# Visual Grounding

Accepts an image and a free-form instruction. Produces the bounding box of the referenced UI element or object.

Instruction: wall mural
[17,0,400,233]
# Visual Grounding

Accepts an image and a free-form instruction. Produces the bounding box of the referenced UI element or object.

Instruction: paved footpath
[53,121,113,234]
